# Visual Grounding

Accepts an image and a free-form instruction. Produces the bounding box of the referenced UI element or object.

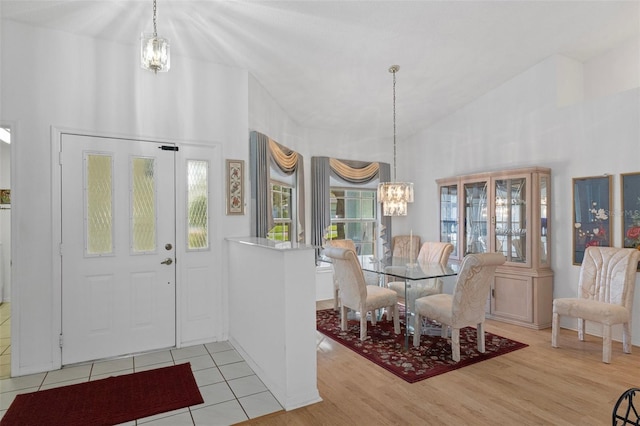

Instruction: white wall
[1,20,250,375]
[584,37,640,101]
[227,239,320,410]
[404,46,640,342]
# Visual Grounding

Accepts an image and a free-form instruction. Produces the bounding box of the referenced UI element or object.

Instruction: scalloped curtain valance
[270,139,299,173]
[329,158,380,183]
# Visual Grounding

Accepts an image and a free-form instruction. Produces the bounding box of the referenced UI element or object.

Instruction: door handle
[161,258,173,265]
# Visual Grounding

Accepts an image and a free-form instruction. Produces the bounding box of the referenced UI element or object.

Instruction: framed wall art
[0,189,10,205]
[226,159,244,215]
[572,175,612,265]
[621,172,640,269]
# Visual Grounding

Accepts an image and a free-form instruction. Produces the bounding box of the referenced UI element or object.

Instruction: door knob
[161,258,173,265]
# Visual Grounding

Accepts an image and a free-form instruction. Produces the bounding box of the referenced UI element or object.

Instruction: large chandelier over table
[140,0,170,73]
[378,65,414,216]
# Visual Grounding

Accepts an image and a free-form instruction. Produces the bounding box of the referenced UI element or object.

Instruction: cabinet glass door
[494,178,527,263]
[540,175,549,265]
[464,181,488,254]
[439,184,458,256]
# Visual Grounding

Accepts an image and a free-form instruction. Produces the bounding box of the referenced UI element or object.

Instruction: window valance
[329,158,380,184]
[270,139,299,173]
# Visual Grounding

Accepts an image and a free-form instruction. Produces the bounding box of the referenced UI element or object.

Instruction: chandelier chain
[392,67,397,182]
[153,0,158,37]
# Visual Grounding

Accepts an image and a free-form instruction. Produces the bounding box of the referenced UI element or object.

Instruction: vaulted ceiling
[2,1,638,141]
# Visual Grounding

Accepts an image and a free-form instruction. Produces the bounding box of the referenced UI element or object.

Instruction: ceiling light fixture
[140,0,170,73]
[378,65,414,216]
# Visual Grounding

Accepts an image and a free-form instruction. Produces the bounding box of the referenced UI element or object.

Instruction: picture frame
[572,175,612,265]
[621,172,640,269]
[0,189,10,204]
[226,159,244,215]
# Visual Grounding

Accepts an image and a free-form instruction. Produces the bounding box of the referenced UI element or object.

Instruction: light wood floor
[240,300,638,425]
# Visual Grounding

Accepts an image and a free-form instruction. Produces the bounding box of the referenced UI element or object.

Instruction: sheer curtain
[311,156,391,256]
[249,131,305,242]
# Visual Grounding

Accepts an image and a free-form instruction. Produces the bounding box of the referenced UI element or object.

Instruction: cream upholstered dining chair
[325,239,358,311]
[387,242,454,310]
[413,252,506,362]
[552,246,640,363]
[323,246,400,341]
[392,234,422,259]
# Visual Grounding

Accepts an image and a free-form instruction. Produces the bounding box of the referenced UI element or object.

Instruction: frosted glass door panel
[187,160,209,250]
[131,157,157,253]
[86,154,113,255]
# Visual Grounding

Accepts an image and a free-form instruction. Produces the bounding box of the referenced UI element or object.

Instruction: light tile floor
[0,303,283,425]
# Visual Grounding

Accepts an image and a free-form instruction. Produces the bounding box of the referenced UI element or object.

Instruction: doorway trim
[1,120,17,376]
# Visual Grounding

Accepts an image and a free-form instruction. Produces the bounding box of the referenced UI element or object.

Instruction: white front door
[61,134,176,364]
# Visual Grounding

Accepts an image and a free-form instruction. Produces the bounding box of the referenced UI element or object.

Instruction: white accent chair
[413,252,506,362]
[552,246,640,363]
[388,242,454,310]
[323,246,400,341]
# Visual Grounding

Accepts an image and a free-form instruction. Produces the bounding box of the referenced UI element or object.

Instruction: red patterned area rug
[1,362,204,426]
[317,309,528,383]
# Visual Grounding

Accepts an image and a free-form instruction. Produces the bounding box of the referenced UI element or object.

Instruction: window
[187,160,209,250]
[329,188,376,255]
[131,157,156,253]
[86,153,113,255]
[268,182,292,241]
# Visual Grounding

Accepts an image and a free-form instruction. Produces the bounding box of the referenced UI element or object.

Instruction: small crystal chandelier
[378,65,414,216]
[140,0,170,73]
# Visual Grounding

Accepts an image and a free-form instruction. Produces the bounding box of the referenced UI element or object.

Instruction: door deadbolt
[161,258,173,265]
[165,243,172,250]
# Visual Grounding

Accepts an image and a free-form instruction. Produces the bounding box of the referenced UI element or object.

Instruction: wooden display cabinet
[437,167,553,329]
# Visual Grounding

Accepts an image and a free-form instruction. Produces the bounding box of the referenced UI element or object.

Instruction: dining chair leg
[477,323,485,353]
[392,305,400,335]
[360,314,367,341]
[340,306,348,331]
[551,312,559,348]
[440,324,448,338]
[623,322,632,354]
[451,327,461,362]
[578,318,585,341]
[413,313,422,347]
[603,324,612,364]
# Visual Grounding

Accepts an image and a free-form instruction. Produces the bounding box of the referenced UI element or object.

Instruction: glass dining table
[359,256,459,349]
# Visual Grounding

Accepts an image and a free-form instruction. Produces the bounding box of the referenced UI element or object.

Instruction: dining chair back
[323,246,400,341]
[413,252,505,361]
[552,246,640,363]
[388,241,454,312]
[416,242,454,264]
[392,235,421,259]
[325,239,357,310]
